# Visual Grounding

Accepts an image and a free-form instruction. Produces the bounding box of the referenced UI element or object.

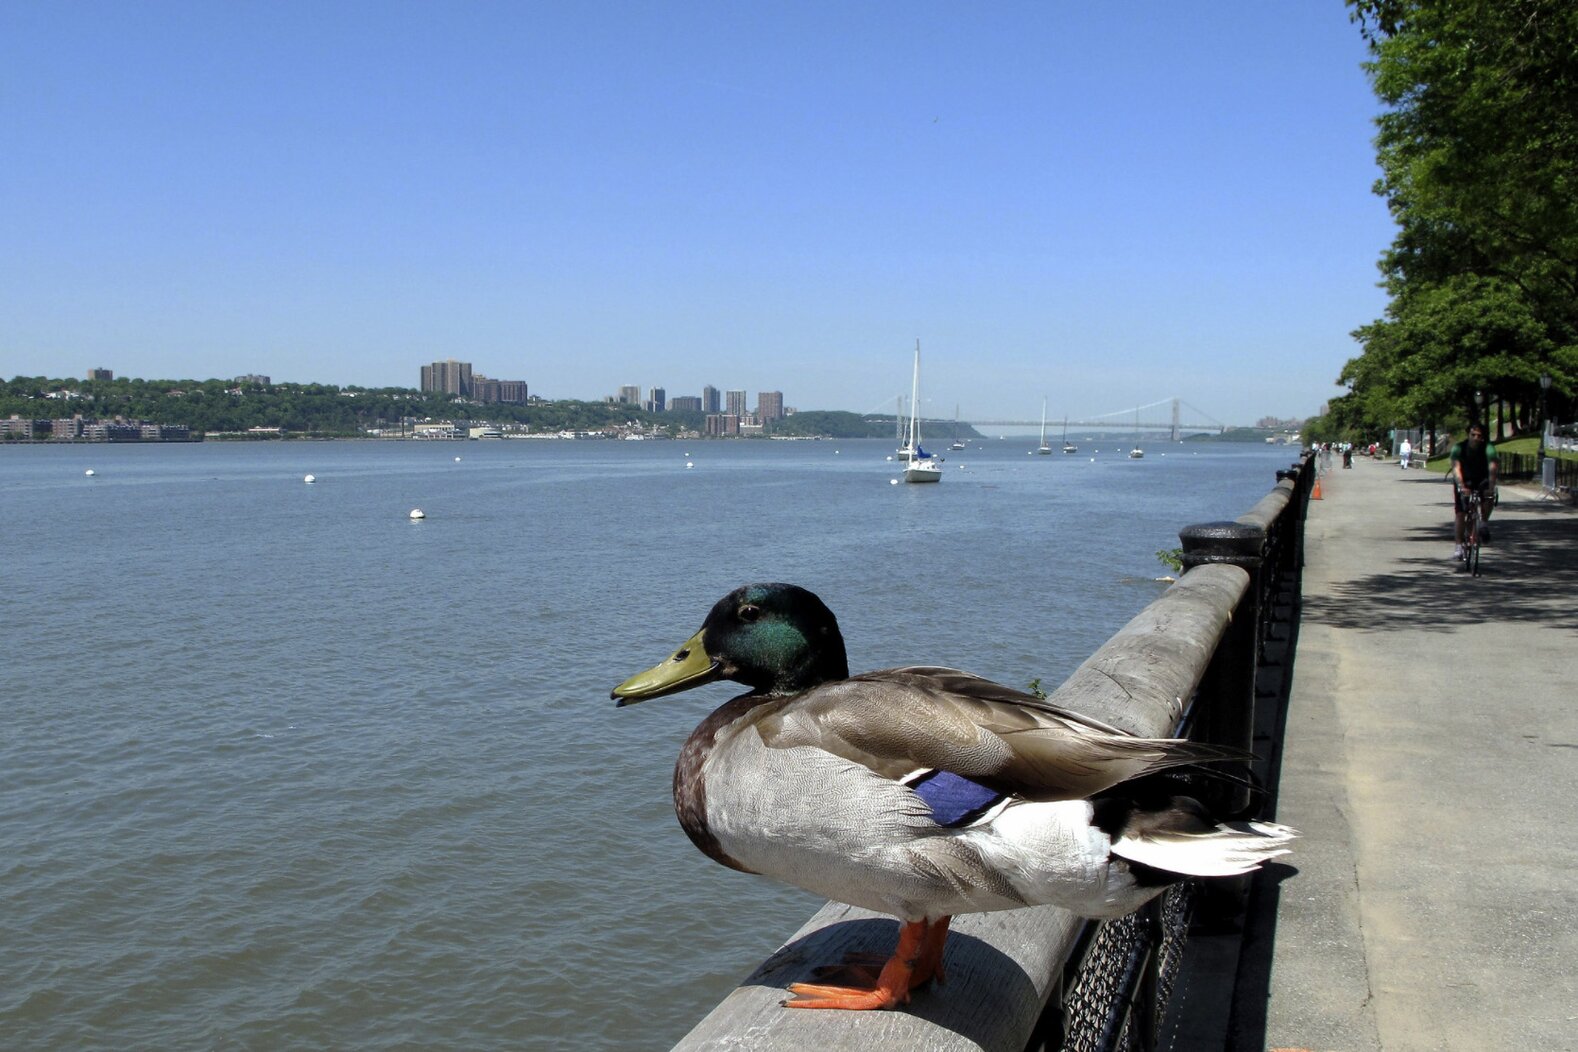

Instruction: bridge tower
[1170,399,1180,443]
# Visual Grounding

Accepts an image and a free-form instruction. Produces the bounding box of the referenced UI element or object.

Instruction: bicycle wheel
[1467,507,1482,576]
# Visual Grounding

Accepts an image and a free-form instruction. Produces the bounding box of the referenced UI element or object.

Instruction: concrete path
[1258,457,1577,1051]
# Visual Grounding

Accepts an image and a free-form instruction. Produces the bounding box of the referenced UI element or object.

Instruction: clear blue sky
[1,2,1392,425]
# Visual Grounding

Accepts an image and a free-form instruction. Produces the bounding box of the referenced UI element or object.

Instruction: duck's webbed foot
[783,917,951,1010]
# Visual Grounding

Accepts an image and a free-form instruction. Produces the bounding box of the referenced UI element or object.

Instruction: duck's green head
[612,583,849,706]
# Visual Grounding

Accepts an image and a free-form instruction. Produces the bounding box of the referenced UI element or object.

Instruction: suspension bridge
[962,399,1234,441]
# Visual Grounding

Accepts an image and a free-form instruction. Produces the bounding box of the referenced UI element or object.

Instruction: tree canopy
[1319,0,1577,440]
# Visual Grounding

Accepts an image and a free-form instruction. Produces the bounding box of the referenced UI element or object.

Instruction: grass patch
[1420,432,1577,472]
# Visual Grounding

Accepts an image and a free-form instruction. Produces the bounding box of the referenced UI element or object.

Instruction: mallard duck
[612,583,1295,1011]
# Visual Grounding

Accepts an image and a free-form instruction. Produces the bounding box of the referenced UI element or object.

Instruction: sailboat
[902,341,943,483]
[1037,399,1052,454]
[1061,416,1078,454]
[950,404,966,450]
[894,395,912,460]
[1129,407,1144,458]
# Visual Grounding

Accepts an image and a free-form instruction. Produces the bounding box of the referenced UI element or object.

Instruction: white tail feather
[1111,820,1297,877]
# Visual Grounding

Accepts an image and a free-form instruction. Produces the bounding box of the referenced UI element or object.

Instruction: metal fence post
[1178,520,1265,922]
[1178,521,1264,815]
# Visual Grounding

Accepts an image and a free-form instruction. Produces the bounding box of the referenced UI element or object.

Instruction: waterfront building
[2,416,40,439]
[421,359,473,397]
[702,385,721,413]
[83,422,143,442]
[757,391,784,421]
[670,395,702,413]
[52,417,83,440]
[706,413,741,436]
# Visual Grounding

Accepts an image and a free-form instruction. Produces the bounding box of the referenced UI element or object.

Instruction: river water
[1,437,1295,1050]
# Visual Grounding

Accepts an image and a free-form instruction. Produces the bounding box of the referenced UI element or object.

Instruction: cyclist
[1450,423,1499,561]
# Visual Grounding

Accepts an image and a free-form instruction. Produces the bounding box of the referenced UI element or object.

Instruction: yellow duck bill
[612,629,721,705]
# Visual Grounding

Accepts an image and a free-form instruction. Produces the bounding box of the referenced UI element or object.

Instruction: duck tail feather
[1110,802,1297,878]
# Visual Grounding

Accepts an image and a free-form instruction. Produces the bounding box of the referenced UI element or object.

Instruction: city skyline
[2,6,1391,424]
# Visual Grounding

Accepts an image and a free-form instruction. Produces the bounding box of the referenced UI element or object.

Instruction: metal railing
[1498,450,1578,492]
[672,453,1316,1051]
[1032,454,1312,1052]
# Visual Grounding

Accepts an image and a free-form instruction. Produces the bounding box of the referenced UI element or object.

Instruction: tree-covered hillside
[0,375,976,440]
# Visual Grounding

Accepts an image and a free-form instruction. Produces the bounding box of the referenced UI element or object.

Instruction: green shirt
[1449,440,1498,487]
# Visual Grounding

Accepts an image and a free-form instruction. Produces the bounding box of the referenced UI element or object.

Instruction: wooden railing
[671,453,1315,1051]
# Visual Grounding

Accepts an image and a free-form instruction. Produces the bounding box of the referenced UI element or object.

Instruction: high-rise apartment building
[618,385,641,405]
[87,368,113,381]
[702,386,721,413]
[421,359,473,397]
[496,380,528,405]
[757,391,784,421]
[725,390,748,418]
[453,372,528,404]
[646,387,666,413]
[669,395,702,413]
[706,414,741,436]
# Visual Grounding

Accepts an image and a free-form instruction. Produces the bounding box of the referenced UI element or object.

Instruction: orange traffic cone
[1312,478,1324,500]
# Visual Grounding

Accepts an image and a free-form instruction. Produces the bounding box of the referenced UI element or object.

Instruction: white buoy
[890,478,899,485]
[304,474,316,484]
[686,461,694,469]
[454,456,461,462]
[84,469,95,476]
[409,509,425,520]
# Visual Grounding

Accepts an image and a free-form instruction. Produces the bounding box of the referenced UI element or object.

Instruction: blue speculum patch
[910,770,1003,827]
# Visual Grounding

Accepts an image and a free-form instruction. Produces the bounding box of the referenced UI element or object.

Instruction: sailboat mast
[909,340,922,448]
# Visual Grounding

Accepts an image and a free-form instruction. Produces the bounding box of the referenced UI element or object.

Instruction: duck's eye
[737,604,761,623]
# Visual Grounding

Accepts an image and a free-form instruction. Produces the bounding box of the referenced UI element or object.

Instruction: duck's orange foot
[781,917,951,1011]
[783,980,907,1010]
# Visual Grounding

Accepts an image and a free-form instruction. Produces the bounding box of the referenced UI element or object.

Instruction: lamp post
[1539,373,1552,461]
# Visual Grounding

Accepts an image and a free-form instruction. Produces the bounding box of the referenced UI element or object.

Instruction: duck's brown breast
[672,694,790,874]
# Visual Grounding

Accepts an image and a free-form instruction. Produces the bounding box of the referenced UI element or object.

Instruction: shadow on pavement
[1303,499,1578,631]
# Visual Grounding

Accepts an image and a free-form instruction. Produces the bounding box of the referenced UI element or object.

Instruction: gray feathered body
[677,666,1295,922]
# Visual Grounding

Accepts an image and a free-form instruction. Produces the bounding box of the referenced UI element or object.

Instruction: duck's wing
[867,666,1137,733]
[754,667,1238,801]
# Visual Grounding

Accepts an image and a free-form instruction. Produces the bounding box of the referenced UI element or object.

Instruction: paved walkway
[1257,457,1577,1051]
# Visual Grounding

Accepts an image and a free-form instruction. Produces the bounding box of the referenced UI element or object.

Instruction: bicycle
[1459,488,1486,576]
